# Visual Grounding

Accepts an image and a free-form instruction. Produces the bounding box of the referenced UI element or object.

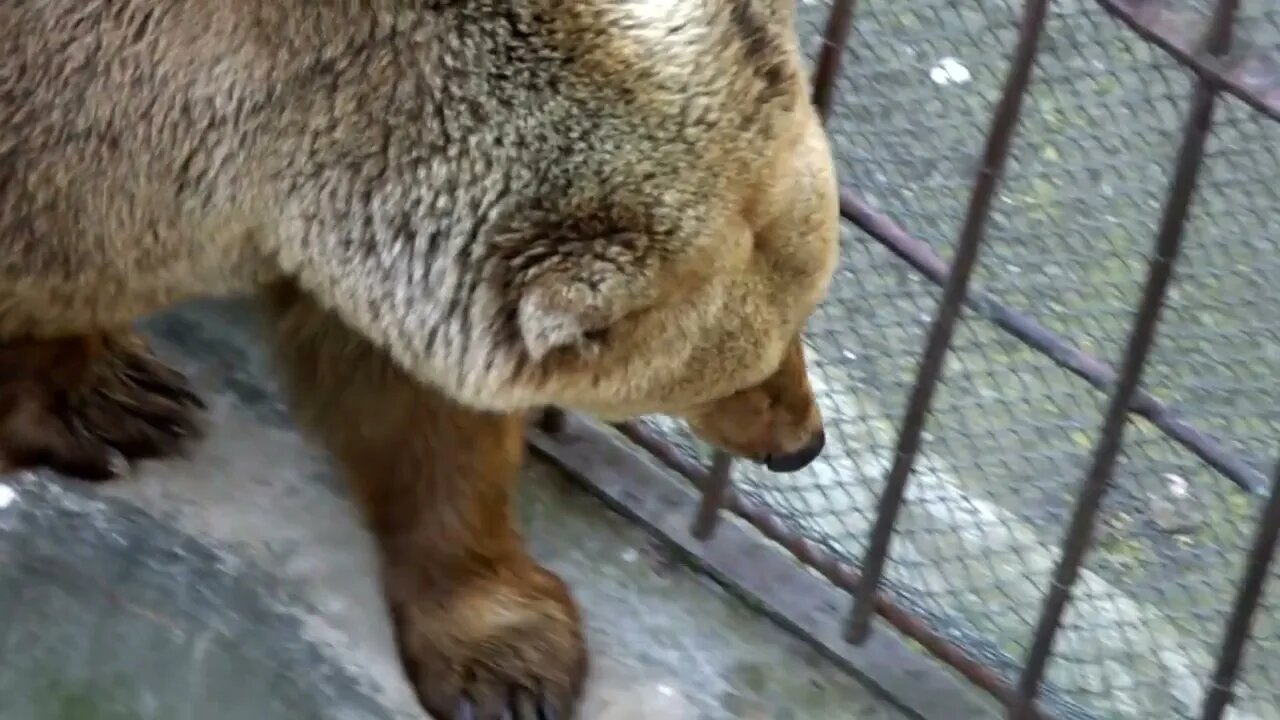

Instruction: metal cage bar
[811,0,859,121]
[1009,0,1240,715]
[1200,459,1280,720]
[839,187,1270,497]
[1098,0,1280,123]
[690,451,735,540]
[844,0,1053,646]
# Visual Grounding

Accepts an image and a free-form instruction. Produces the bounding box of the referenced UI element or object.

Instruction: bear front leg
[376,410,586,720]
[263,282,587,720]
[0,331,205,480]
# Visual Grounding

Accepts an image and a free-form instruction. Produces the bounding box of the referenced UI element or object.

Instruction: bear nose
[764,429,826,473]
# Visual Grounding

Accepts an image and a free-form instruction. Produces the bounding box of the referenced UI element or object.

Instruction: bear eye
[583,328,609,344]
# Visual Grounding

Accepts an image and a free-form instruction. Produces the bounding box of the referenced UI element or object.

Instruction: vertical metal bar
[546,409,735,537]
[607,420,1043,716]
[538,407,567,434]
[691,451,735,540]
[1009,3,1238,716]
[703,0,854,551]
[812,0,859,121]
[844,0,1053,645]
[1200,460,1280,720]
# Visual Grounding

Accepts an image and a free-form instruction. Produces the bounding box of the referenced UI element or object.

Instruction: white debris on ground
[0,483,16,509]
[592,681,699,720]
[929,56,972,85]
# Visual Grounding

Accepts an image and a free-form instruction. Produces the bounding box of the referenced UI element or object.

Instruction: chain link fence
[636,1,1280,717]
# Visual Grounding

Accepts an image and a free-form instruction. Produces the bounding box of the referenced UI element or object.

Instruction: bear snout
[763,427,826,473]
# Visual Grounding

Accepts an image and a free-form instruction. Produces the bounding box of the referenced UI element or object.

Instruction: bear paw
[391,563,587,720]
[0,332,205,480]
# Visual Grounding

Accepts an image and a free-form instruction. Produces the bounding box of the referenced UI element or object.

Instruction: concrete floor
[0,299,924,720]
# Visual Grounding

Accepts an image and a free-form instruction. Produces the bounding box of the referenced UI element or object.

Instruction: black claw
[172,384,208,409]
[39,437,123,482]
[164,422,191,438]
[455,699,476,720]
[537,703,559,720]
[39,451,114,482]
[108,436,163,461]
[121,358,205,409]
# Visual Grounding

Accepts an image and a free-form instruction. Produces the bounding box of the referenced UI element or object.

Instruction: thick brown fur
[1,1,839,717]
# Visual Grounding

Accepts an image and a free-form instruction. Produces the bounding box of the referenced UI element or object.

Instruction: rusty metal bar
[844,0,1053,646]
[1098,0,1280,123]
[812,0,860,121]
[839,188,1270,497]
[1200,458,1280,719]
[690,451,735,540]
[537,406,567,434]
[1009,1,1239,716]
[613,420,1050,718]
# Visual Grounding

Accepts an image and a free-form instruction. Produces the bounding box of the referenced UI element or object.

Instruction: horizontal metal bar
[1097,0,1280,123]
[610,419,1050,719]
[840,188,1270,497]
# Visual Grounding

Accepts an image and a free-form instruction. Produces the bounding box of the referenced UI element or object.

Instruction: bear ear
[512,235,662,362]
[516,284,605,362]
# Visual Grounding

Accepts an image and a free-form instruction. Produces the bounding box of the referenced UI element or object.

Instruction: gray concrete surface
[0,299,928,720]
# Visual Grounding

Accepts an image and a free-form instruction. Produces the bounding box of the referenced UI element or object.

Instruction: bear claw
[0,333,205,481]
[392,564,586,720]
[454,689,561,720]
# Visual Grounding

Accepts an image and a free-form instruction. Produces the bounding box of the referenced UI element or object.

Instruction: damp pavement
[0,299,980,720]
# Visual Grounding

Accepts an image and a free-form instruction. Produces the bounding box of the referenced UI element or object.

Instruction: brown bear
[0,1,840,718]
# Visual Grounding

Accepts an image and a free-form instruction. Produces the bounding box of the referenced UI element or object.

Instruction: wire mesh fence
[634,1,1280,717]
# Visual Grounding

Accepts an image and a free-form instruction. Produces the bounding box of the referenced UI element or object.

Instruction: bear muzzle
[763,428,826,473]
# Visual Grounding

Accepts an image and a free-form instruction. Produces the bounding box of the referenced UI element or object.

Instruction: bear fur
[0,1,840,717]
